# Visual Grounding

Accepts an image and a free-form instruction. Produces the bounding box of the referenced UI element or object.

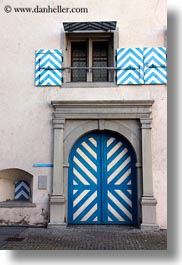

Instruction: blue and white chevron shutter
[14,180,30,200]
[117,47,167,85]
[35,49,62,86]
[117,48,144,85]
[143,47,167,84]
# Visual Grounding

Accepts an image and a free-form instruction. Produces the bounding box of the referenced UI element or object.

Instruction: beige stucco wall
[0,0,167,228]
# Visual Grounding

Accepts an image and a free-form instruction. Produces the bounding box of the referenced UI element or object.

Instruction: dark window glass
[71,42,87,82]
[93,42,108,82]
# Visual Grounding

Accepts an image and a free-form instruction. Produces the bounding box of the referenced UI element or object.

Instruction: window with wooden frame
[64,33,115,83]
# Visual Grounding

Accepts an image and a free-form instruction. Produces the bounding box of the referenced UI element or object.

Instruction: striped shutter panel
[102,134,137,224]
[117,48,144,85]
[35,49,62,86]
[14,180,30,200]
[144,47,167,84]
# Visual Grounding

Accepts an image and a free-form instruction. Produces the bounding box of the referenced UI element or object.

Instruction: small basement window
[0,168,35,208]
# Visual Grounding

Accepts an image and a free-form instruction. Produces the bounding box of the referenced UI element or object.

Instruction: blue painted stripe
[144,48,166,65]
[36,49,63,56]
[33,164,53,167]
[36,54,62,69]
[73,196,99,223]
[15,186,30,197]
[117,71,142,84]
[73,159,96,186]
[38,72,62,86]
[35,49,62,86]
[15,180,30,187]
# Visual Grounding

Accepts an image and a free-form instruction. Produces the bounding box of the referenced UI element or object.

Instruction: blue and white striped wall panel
[117,48,144,85]
[35,49,62,86]
[144,47,167,84]
[14,180,30,200]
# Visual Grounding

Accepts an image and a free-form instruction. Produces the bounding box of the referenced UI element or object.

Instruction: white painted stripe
[107,156,131,184]
[73,190,78,195]
[115,190,132,207]
[73,180,78,185]
[108,216,113,221]
[127,190,132,195]
[36,50,62,59]
[73,190,90,207]
[93,216,98,221]
[117,70,143,84]
[115,168,131,185]
[117,53,143,68]
[81,203,97,221]
[144,52,166,67]
[39,70,62,84]
[117,49,143,66]
[144,66,167,76]
[15,190,29,199]
[107,137,115,148]
[145,76,166,84]
[81,142,97,159]
[117,69,138,80]
[108,191,132,221]
[108,203,125,221]
[38,72,62,86]
[107,147,128,171]
[118,60,141,69]
[107,142,123,159]
[15,183,30,193]
[73,191,97,220]
[145,59,164,68]
[89,137,97,147]
[144,70,166,83]
[76,148,97,172]
[73,157,97,184]
[38,58,62,69]
[37,54,62,68]
[73,168,89,185]
[35,66,62,78]
[128,180,132,185]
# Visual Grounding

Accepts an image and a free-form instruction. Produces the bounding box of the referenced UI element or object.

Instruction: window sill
[62,82,116,88]
[0,200,36,208]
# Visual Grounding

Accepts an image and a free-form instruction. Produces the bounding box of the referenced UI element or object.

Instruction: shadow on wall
[0,168,33,202]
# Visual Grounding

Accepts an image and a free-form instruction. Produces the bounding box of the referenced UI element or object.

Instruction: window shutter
[117,48,144,85]
[35,49,62,86]
[14,180,30,200]
[143,47,167,84]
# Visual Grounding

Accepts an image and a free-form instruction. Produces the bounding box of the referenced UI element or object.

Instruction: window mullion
[87,38,93,82]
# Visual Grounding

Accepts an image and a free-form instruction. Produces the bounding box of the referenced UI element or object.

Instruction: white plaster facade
[0,0,167,228]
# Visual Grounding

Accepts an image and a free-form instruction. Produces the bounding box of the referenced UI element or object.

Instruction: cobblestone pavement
[0,225,167,250]
[0,226,27,248]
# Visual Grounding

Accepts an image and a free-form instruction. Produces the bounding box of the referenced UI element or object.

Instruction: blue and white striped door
[101,133,137,224]
[68,131,137,224]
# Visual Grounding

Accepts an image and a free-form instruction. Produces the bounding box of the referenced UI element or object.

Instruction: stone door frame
[48,100,159,230]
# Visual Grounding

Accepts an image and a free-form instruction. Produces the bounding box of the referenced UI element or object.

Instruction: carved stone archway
[48,100,159,230]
